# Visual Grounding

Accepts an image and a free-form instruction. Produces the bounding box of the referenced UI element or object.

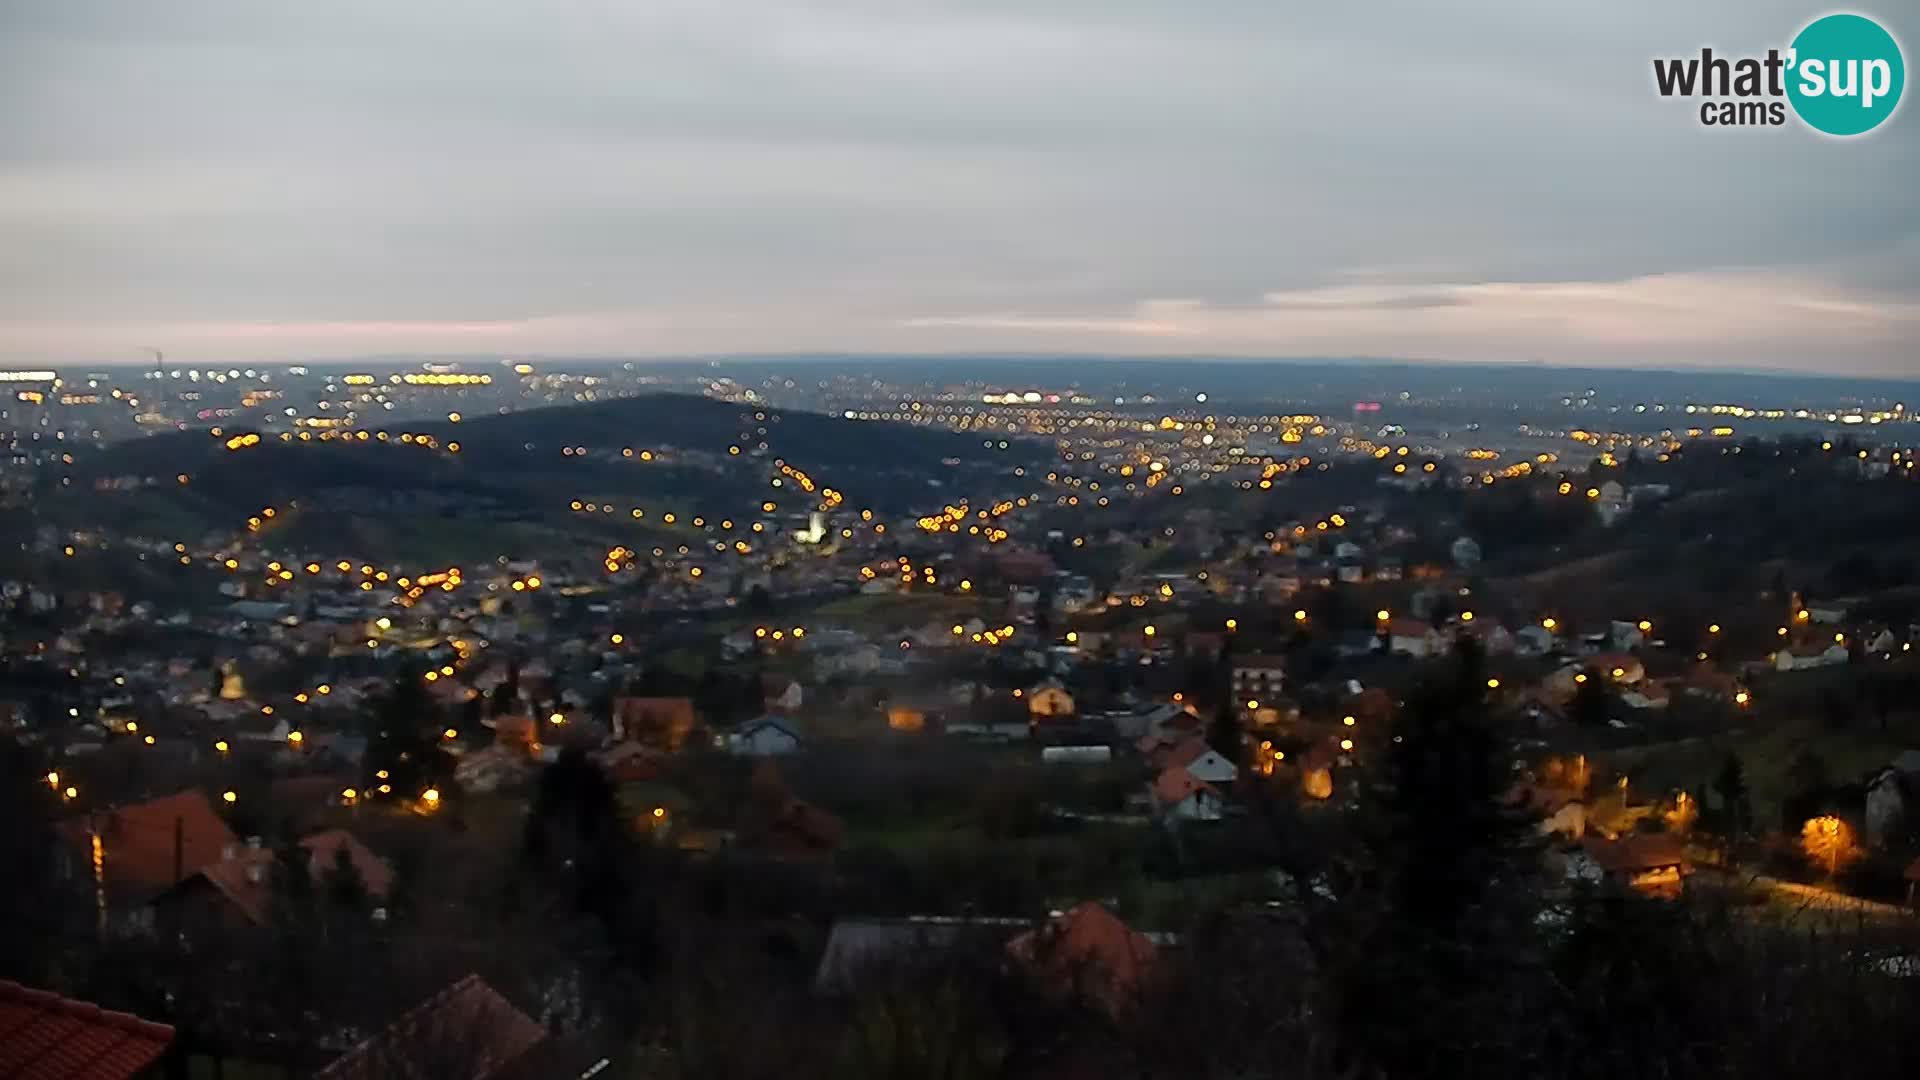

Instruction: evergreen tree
[1570,675,1611,728]
[1712,752,1750,837]
[1318,640,1550,1075]
[1206,698,1243,766]
[320,846,369,913]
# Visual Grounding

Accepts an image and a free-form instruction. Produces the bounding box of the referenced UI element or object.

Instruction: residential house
[313,975,547,1080]
[1590,654,1647,687]
[612,696,696,751]
[763,676,805,714]
[153,830,393,930]
[1677,665,1744,704]
[1124,701,1203,740]
[1025,679,1075,720]
[1231,655,1286,699]
[1107,703,1180,740]
[455,744,536,793]
[729,717,802,756]
[815,640,886,677]
[813,918,1015,994]
[1149,737,1239,786]
[1151,766,1224,822]
[1513,782,1587,840]
[1041,745,1113,765]
[1514,624,1558,656]
[1609,620,1646,650]
[1620,683,1672,711]
[1774,643,1849,671]
[1864,628,1903,655]
[57,790,239,926]
[1388,618,1442,658]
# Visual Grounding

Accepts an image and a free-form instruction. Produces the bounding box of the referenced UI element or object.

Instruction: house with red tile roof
[0,979,174,1079]
[152,830,393,930]
[1150,765,1223,821]
[1150,737,1239,785]
[314,975,545,1080]
[1229,655,1287,699]
[55,790,239,920]
[1387,618,1442,657]
[612,696,696,751]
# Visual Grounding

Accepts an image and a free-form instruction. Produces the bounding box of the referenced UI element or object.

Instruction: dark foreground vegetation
[5,645,1917,1080]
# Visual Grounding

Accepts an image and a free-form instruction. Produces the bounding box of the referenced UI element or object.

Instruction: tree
[1315,640,1552,1075]
[1206,699,1243,766]
[1712,752,1750,838]
[321,846,370,913]
[0,738,72,984]
[522,748,658,972]
[1800,815,1859,879]
[1570,676,1612,728]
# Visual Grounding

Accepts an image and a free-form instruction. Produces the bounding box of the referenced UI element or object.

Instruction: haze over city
[3,0,1916,373]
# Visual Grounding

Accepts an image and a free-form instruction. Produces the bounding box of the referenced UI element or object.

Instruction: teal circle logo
[1787,13,1904,135]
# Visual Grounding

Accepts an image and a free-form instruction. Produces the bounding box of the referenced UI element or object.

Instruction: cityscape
[4,355,1919,1076]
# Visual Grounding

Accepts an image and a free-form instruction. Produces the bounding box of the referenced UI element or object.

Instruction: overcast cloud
[1,0,1915,373]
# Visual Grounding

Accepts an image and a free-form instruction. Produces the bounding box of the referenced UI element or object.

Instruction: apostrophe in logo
[1786,13,1904,135]
[1652,12,1904,135]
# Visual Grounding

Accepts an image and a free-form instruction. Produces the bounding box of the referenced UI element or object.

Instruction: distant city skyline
[3,1,1915,373]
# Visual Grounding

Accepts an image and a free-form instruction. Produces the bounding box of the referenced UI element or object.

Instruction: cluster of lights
[399,373,491,386]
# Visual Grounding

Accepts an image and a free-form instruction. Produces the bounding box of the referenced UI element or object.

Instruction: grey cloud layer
[1,0,1915,371]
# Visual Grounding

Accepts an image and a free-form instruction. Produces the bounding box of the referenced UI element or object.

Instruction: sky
[1,0,1916,374]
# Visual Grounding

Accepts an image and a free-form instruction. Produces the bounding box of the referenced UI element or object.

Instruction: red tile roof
[57,790,239,898]
[0,980,174,1079]
[1152,765,1218,806]
[171,831,393,927]
[1168,737,1204,768]
[314,975,544,1080]
[301,830,396,899]
[191,848,275,925]
[1133,732,1178,756]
